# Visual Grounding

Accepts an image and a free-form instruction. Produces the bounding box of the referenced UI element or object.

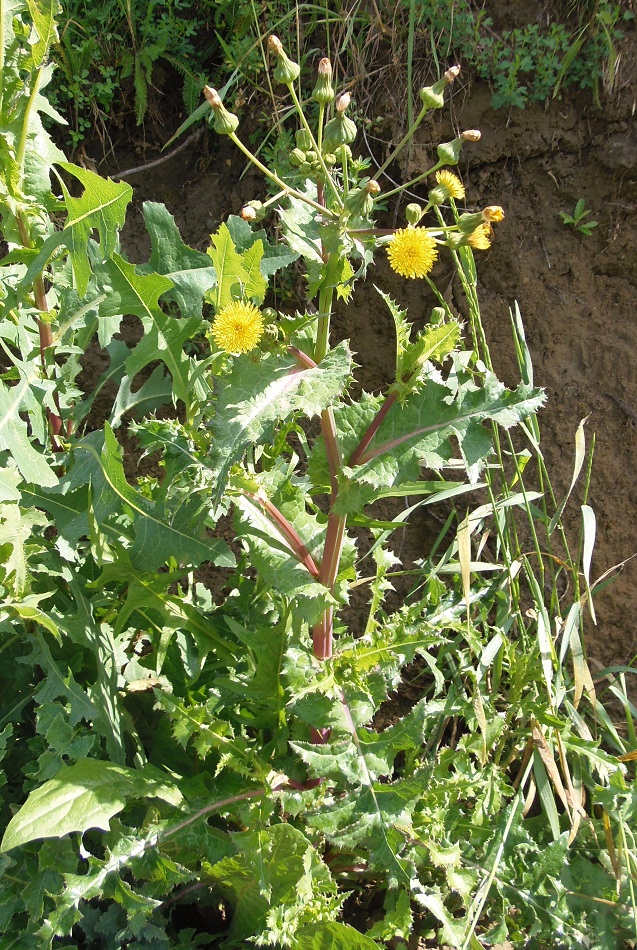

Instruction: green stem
[372,104,429,183]
[381,160,443,202]
[16,66,44,181]
[287,84,342,208]
[229,132,337,218]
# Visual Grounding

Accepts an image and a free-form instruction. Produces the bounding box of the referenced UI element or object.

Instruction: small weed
[560,198,599,235]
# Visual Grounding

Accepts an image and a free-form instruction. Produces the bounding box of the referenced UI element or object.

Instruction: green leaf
[225,213,298,277]
[138,202,215,317]
[293,922,381,949]
[78,425,234,571]
[241,239,268,303]
[0,379,58,487]
[278,189,324,263]
[1,759,182,851]
[210,341,352,502]
[56,163,133,295]
[206,221,247,309]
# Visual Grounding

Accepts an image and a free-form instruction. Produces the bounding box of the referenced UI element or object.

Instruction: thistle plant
[202,41,512,712]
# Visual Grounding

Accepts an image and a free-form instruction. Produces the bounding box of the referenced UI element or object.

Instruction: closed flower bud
[204,86,239,135]
[405,202,424,225]
[323,152,337,167]
[268,34,300,84]
[313,57,335,104]
[262,307,278,321]
[343,179,379,219]
[419,64,460,111]
[323,107,357,151]
[427,185,447,206]
[334,144,352,163]
[295,129,313,150]
[290,148,306,166]
[305,150,317,163]
[430,306,446,324]
[299,161,312,176]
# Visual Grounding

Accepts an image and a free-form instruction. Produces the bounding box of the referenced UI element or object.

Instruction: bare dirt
[89,15,637,678]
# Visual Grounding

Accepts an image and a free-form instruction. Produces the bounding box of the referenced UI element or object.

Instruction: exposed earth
[86,6,637,680]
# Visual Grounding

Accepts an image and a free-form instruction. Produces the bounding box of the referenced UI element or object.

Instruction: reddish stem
[239,491,320,578]
[348,391,398,467]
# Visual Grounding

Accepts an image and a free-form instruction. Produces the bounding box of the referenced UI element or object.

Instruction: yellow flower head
[387,227,438,279]
[435,169,465,200]
[211,300,264,354]
[482,205,505,222]
[466,223,492,250]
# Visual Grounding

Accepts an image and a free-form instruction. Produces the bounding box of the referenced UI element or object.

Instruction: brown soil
[90,14,637,676]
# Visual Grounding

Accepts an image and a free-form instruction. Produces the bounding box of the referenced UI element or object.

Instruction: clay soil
[90,9,637,678]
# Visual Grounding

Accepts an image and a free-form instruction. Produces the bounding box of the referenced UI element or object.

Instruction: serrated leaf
[0,379,57,487]
[1,759,182,851]
[138,202,216,317]
[278,190,323,262]
[225,214,298,277]
[241,239,268,302]
[56,163,133,295]
[77,425,234,571]
[207,221,247,309]
[210,342,352,502]
[110,364,173,429]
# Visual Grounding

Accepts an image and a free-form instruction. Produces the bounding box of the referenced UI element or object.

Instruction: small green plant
[1,4,636,949]
[560,197,599,235]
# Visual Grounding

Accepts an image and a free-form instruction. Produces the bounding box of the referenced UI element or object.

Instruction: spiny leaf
[209,342,352,503]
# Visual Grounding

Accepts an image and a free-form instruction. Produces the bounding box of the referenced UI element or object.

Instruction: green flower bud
[334,144,352,163]
[290,148,306,166]
[305,150,317,163]
[323,93,357,150]
[261,323,280,345]
[427,185,446,206]
[313,57,335,105]
[457,211,485,234]
[295,129,313,150]
[405,202,424,225]
[419,66,461,111]
[262,307,278,321]
[299,161,312,176]
[204,86,239,135]
[437,128,481,166]
[268,34,300,85]
[430,306,446,325]
[444,232,469,250]
[343,179,380,219]
[323,152,337,167]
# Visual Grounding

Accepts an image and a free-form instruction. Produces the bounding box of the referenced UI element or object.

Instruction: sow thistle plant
[1,6,636,950]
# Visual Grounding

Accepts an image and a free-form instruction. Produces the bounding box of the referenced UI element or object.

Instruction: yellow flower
[435,169,465,200]
[482,205,504,222]
[466,223,492,250]
[387,227,438,279]
[211,300,264,354]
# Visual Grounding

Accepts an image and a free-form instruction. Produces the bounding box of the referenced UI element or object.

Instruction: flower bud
[299,161,312,176]
[343,179,380,219]
[268,34,300,85]
[427,185,447,207]
[334,144,352,163]
[290,148,306,166]
[295,129,313,150]
[204,86,239,135]
[323,152,337,167]
[313,57,335,105]
[305,150,317,163]
[262,307,278,321]
[241,200,265,223]
[405,202,424,225]
[430,306,446,324]
[419,64,461,110]
[323,98,357,151]
[437,129,481,166]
